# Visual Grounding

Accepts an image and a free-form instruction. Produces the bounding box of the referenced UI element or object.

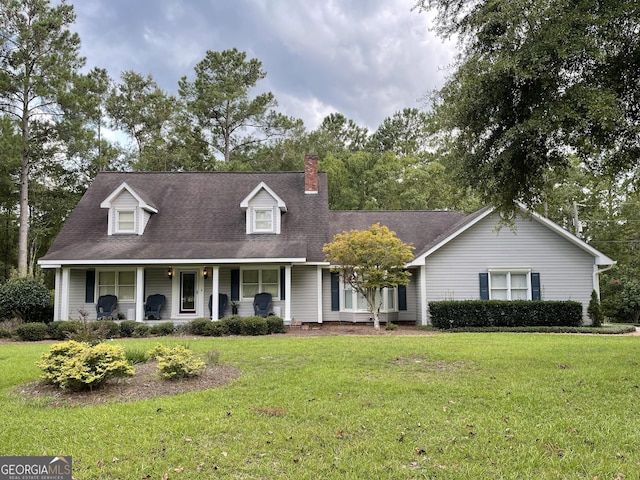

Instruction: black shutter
[231,269,240,301]
[531,272,541,300]
[330,272,340,311]
[85,270,95,303]
[479,273,489,300]
[398,285,407,311]
[280,267,285,300]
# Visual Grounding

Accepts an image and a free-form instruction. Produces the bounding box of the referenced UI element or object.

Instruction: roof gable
[409,206,616,266]
[100,182,158,213]
[240,182,287,212]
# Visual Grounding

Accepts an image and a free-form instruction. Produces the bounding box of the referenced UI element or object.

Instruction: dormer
[240,182,287,234]
[100,182,158,235]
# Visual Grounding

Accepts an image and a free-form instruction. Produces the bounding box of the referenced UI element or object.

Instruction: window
[116,210,135,233]
[98,270,135,301]
[253,209,273,232]
[242,268,279,298]
[489,271,530,300]
[342,282,397,312]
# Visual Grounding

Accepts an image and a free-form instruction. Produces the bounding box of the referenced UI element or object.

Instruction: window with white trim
[116,210,135,233]
[98,270,136,301]
[342,283,397,312]
[489,271,530,300]
[253,208,273,232]
[242,268,279,299]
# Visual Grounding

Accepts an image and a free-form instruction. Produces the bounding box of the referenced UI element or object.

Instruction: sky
[68,0,457,132]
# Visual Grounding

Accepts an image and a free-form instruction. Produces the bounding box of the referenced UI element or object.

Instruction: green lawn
[1,333,639,479]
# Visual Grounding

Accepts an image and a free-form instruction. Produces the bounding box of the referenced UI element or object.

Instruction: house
[39,156,615,325]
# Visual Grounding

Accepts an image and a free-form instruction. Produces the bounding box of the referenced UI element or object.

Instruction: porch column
[316,266,323,323]
[284,265,292,322]
[136,267,145,322]
[211,266,220,320]
[53,268,61,321]
[60,267,70,321]
[419,265,428,326]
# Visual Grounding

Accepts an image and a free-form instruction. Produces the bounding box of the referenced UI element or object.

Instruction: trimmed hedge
[266,316,286,334]
[118,320,138,338]
[150,321,175,336]
[240,316,269,336]
[16,322,49,341]
[429,300,583,329]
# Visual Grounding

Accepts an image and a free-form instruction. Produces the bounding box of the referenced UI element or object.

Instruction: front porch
[52,264,294,324]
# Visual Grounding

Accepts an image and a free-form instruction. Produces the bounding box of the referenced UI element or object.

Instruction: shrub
[385,322,399,331]
[587,290,604,327]
[222,315,243,335]
[203,321,229,337]
[92,320,121,338]
[0,277,51,322]
[16,322,49,341]
[241,316,269,336]
[37,340,134,391]
[186,318,211,336]
[119,320,138,338]
[133,324,150,337]
[150,322,175,336]
[48,320,82,340]
[148,344,205,379]
[266,316,286,334]
[429,300,583,329]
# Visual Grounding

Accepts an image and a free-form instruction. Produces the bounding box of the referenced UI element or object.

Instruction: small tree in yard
[587,290,604,327]
[323,223,414,329]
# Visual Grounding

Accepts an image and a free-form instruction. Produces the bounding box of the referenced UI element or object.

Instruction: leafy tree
[179,48,292,164]
[0,0,84,276]
[367,108,430,157]
[0,275,50,322]
[0,116,21,281]
[415,0,640,216]
[323,223,414,329]
[106,70,178,171]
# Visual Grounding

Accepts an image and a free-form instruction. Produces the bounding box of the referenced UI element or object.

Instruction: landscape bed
[1,332,639,479]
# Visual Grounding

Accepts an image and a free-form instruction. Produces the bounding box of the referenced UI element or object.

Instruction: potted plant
[230,301,239,315]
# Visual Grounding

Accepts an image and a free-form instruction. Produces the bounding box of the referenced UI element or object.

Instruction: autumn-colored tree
[323,223,414,329]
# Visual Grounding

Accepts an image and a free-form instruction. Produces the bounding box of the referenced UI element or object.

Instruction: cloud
[69,0,455,131]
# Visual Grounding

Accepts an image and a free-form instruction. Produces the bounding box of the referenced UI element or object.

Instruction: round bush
[0,277,51,322]
[48,320,82,340]
[203,321,229,337]
[38,340,134,391]
[266,316,286,334]
[16,322,49,341]
[222,315,243,335]
[187,318,211,336]
[133,324,150,337]
[92,320,121,338]
[150,322,175,336]
[241,316,268,336]
[118,320,138,338]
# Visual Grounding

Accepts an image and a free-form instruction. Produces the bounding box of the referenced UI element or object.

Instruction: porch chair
[96,294,117,320]
[144,294,166,320]
[253,292,273,317]
[209,293,229,319]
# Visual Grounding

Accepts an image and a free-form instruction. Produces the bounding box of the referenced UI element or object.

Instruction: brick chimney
[304,155,318,194]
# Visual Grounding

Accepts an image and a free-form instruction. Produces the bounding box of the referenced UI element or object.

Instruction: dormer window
[254,208,274,232]
[241,182,287,235]
[100,182,157,236]
[116,210,135,233]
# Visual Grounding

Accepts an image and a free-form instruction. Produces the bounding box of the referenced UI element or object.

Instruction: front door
[180,271,197,313]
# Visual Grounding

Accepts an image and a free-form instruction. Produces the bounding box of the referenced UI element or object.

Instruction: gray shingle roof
[328,210,472,259]
[41,170,486,266]
[41,171,331,264]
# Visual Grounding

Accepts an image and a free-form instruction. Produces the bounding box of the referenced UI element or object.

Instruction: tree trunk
[18,113,30,277]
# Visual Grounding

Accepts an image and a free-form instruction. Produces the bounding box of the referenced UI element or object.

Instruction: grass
[1,333,640,479]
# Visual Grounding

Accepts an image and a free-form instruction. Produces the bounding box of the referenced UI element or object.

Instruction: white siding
[111,191,138,233]
[424,213,595,322]
[290,265,320,323]
[68,269,87,320]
